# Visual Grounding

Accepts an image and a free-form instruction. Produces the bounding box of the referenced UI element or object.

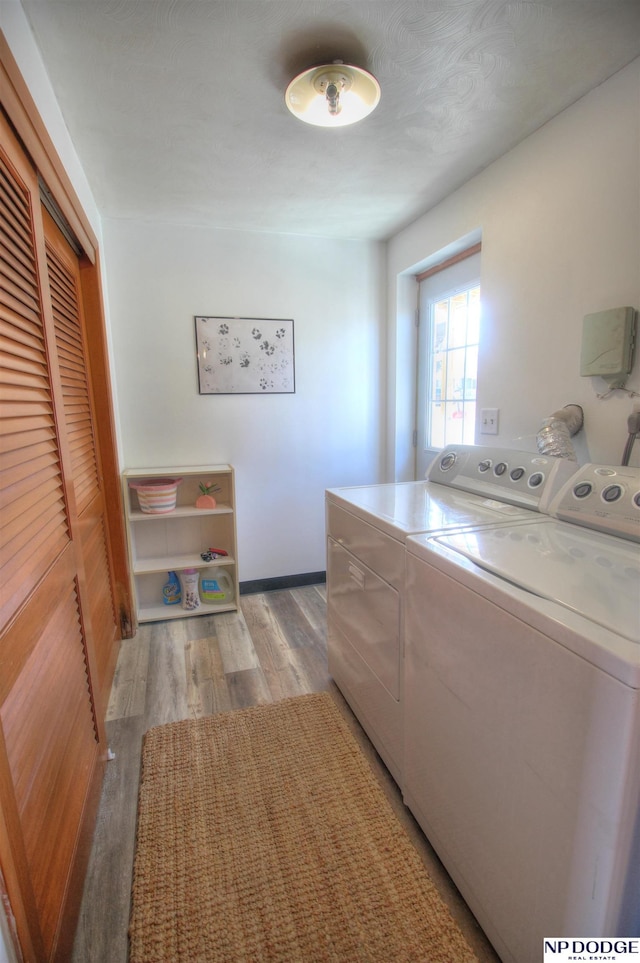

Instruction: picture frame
[194,316,295,394]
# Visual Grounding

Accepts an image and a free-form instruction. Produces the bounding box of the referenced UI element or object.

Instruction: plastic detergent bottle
[180,569,201,610]
[200,568,235,605]
[162,571,181,606]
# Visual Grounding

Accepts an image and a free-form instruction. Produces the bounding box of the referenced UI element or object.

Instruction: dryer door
[327,537,400,700]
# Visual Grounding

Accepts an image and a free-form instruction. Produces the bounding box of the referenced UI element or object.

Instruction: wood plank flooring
[71,585,499,963]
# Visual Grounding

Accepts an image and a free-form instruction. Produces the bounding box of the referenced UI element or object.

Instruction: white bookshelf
[122,465,239,624]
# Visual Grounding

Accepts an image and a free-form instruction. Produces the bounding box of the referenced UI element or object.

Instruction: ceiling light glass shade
[285,62,380,128]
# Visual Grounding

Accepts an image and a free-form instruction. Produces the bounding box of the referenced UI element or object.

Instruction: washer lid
[432,520,640,643]
[326,481,530,540]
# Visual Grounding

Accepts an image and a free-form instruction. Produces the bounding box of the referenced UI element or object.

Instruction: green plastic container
[200,569,235,605]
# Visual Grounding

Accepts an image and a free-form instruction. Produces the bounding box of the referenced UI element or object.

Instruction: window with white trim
[415,247,481,476]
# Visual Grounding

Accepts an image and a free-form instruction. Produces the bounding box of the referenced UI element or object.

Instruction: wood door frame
[1,30,133,639]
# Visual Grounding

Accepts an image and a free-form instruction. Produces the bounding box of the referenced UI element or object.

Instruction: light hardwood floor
[71,585,499,962]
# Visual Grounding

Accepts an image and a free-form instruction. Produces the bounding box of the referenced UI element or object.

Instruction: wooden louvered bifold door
[44,208,118,712]
[0,159,70,628]
[0,112,106,961]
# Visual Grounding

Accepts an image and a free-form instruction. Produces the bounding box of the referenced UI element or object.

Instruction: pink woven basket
[129,478,182,514]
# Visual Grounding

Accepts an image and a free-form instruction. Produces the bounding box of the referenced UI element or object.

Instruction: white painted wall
[388,59,640,478]
[1,0,101,237]
[102,220,385,580]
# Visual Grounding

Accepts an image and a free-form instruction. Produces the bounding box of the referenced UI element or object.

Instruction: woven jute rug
[129,692,479,962]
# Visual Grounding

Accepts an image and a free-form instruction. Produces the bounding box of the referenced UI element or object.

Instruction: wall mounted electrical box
[580,307,636,388]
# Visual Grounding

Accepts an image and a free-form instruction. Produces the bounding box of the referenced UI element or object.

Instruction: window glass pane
[444,401,464,444]
[431,351,445,403]
[426,282,481,449]
[463,344,478,399]
[433,304,448,351]
[467,287,481,344]
[448,292,469,348]
[445,347,466,400]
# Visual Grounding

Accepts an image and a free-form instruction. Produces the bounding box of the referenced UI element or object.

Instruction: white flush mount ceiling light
[285,61,380,128]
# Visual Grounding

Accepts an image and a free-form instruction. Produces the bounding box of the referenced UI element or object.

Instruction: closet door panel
[80,503,118,665]
[0,155,70,628]
[1,555,98,954]
[45,230,99,510]
[0,111,105,962]
[44,210,118,710]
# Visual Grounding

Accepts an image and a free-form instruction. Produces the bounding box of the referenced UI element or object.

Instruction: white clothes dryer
[403,464,640,963]
[325,445,576,784]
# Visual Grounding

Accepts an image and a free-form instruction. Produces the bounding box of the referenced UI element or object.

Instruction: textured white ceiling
[20,0,640,240]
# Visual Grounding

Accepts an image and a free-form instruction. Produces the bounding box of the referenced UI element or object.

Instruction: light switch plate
[480,408,499,434]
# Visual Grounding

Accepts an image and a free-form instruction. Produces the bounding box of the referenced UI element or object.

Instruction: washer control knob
[573,482,593,499]
[602,484,623,503]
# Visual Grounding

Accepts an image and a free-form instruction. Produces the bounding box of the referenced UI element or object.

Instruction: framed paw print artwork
[195,316,295,394]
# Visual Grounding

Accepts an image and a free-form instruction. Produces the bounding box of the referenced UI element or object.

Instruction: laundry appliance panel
[403,464,640,963]
[326,446,577,784]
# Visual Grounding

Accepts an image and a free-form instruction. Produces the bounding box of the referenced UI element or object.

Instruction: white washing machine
[404,464,640,963]
[325,445,577,784]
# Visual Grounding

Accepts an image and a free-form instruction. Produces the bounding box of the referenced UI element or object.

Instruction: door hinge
[412,429,418,447]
